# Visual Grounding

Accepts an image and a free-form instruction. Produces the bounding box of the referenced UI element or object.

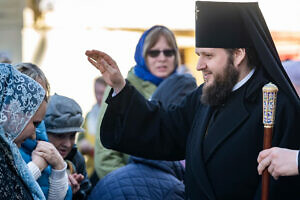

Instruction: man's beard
[201,57,239,106]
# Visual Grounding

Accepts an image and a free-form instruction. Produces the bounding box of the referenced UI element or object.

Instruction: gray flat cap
[44,94,84,134]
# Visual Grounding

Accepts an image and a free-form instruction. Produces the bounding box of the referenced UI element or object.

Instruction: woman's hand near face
[34,141,65,170]
[32,150,48,172]
[85,50,126,94]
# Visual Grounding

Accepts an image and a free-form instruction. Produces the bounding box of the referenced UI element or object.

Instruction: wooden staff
[261,83,278,200]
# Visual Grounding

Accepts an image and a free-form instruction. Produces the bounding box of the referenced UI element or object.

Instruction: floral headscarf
[0,63,46,200]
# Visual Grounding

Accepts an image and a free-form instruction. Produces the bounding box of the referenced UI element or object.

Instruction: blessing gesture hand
[85,50,126,94]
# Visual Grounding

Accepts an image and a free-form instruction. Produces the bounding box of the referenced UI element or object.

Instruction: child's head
[44,94,84,158]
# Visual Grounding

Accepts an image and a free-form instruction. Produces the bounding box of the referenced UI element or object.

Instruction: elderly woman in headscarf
[0,63,47,200]
[15,63,71,200]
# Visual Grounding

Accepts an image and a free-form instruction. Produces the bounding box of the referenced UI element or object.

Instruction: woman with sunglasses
[89,25,180,181]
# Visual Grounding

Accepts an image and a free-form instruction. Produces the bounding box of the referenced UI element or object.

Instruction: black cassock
[101,67,300,200]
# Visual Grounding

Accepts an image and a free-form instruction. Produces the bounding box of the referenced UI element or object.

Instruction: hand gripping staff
[261,83,278,200]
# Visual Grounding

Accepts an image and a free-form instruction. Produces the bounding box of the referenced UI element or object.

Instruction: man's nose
[63,138,72,148]
[196,57,206,71]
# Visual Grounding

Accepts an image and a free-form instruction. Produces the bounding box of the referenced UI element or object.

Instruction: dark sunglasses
[147,49,176,58]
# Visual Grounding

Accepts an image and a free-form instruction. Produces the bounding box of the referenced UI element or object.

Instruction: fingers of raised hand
[100,58,117,73]
[85,50,101,60]
[102,53,117,68]
[87,57,107,74]
[86,50,113,62]
[86,50,119,73]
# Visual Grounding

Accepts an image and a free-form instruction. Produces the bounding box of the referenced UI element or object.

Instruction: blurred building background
[1,0,299,115]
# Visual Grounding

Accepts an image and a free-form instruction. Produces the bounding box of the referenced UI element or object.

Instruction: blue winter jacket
[19,121,72,200]
[88,156,185,200]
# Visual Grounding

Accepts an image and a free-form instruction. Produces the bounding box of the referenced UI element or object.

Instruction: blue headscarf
[0,64,46,200]
[134,25,177,86]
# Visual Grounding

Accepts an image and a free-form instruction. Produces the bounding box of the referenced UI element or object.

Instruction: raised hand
[85,50,126,94]
[34,141,65,170]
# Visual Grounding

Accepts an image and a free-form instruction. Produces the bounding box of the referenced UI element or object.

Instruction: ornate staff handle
[261,83,278,200]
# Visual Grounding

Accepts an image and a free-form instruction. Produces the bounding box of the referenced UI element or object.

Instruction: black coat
[101,68,300,200]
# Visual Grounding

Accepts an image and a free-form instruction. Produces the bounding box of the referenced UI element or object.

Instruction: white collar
[232,68,256,91]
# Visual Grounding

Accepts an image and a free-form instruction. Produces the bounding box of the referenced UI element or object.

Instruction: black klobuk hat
[195,1,299,106]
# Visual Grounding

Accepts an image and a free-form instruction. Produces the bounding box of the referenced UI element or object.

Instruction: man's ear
[233,48,246,67]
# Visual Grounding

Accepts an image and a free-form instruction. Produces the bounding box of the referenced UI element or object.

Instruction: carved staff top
[262,83,278,128]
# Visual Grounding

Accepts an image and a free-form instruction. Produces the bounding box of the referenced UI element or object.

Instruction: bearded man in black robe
[85,2,300,199]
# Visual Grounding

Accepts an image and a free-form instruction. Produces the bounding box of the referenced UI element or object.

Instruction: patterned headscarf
[0,63,46,200]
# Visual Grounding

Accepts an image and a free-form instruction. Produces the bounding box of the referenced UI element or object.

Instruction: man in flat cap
[85,1,299,200]
[44,94,92,199]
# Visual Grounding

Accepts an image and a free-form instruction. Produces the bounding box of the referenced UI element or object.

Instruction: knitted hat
[44,94,84,134]
[195,1,299,106]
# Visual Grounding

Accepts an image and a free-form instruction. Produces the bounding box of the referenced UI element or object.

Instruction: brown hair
[225,48,258,70]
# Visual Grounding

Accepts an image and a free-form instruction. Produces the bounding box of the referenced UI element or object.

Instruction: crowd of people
[0,1,299,200]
